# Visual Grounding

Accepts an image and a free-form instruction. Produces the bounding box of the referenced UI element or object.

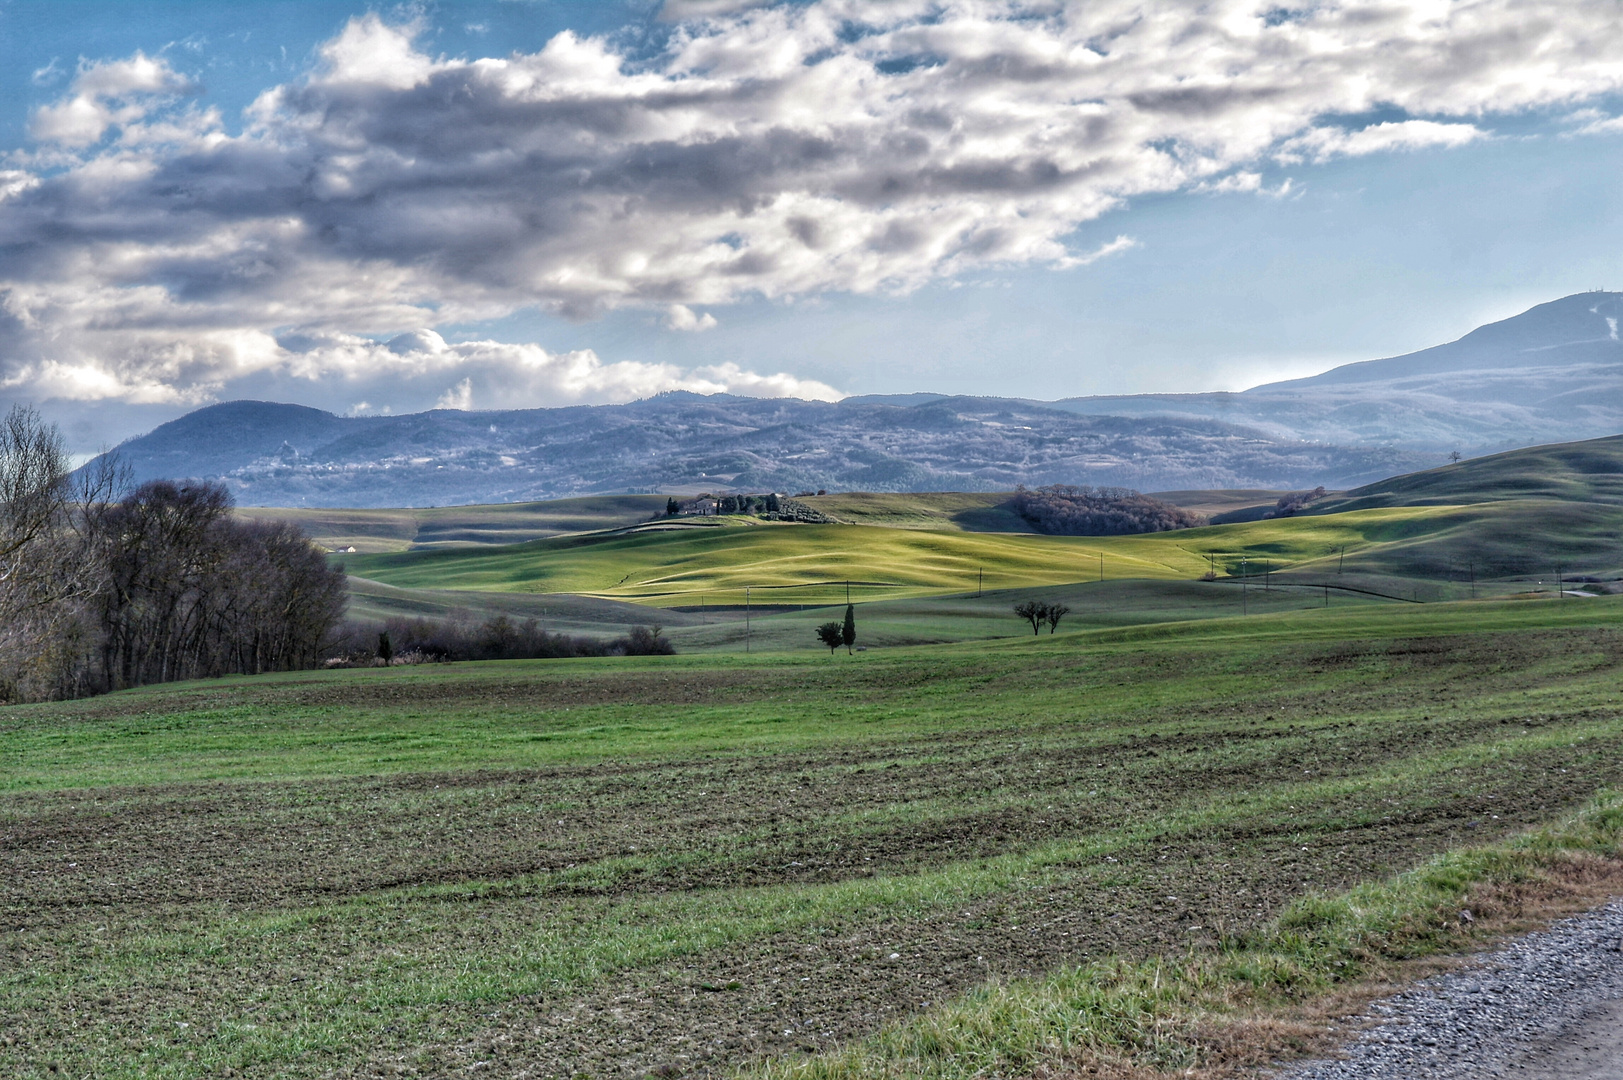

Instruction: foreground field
[4,598,1623,1078]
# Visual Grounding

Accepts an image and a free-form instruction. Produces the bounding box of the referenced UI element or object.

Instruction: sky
[4,0,1623,452]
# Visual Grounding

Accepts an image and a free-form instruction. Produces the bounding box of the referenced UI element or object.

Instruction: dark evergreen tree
[841,604,856,654]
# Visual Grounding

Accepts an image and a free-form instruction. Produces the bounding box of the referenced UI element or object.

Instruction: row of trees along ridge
[0,407,348,702]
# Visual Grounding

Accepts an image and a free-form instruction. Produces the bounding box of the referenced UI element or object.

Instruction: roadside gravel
[1273,898,1623,1080]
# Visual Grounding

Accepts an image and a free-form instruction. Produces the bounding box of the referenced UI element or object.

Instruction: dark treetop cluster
[1011,484,1207,536]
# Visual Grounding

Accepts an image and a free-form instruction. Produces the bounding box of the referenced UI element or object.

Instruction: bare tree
[1045,603,1070,634]
[0,416,347,703]
[1013,600,1047,635]
[0,406,88,701]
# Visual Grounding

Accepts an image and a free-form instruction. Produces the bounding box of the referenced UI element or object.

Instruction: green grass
[7,594,1623,1078]
[238,494,669,552]
[798,491,1034,532]
[1319,432,1623,512]
[11,595,1621,791]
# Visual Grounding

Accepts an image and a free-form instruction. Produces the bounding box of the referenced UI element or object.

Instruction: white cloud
[278,329,843,411]
[1566,108,1623,136]
[435,377,475,410]
[29,53,195,147]
[1058,235,1139,270]
[5,3,1623,408]
[31,58,64,88]
[666,304,719,332]
[1278,120,1486,164]
[1194,172,1295,198]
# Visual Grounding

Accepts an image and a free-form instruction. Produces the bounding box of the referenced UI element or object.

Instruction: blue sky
[3,0,1623,450]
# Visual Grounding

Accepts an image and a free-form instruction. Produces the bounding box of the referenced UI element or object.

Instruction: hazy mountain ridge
[94,293,1623,508]
[1051,292,1623,450]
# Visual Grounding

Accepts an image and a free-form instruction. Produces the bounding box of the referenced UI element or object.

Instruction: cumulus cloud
[277,329,842,411]
[1278,120,1486,164]
[30,53,196,147]
[665,304,719,332]
[5,1,1623,409]
[1566,108,1623,136]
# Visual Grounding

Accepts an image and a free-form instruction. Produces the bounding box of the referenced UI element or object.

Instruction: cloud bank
[6,0,1623,411]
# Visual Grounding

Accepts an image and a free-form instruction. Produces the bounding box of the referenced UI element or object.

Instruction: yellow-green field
[342,500,1621,610]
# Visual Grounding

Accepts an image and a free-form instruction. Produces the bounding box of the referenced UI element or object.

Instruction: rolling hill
[90,292,1623,507]
[1312,433,1623,512]
[325,432,1623,652]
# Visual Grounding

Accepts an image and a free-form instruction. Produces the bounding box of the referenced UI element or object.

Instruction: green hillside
[798,490,1034,531]
[1317,433,1623,512]
[296,433,1623,654]
[344,500,1623,611]
[238,495,668,552]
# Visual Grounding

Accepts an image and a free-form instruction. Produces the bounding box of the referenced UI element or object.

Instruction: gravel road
[1272,899,1623,1080]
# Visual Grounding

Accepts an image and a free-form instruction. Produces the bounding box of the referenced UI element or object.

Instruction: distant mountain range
[94,292,1623,508]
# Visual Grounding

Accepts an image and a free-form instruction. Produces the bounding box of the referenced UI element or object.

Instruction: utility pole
[1323,583,1328,607]
[1338,546,1345,574]
[1265,559,1271,592]
[1557,564,1563,600]
[1241,556,1248,615]
[846,579,850,604]
[745,586,751,652]
[1099,552,1104,582]
[977,567,983,598]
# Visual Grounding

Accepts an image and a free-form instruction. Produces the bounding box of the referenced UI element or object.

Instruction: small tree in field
[1013,599,1047,635]
[377,631,394,664]
[815,621,843,654]
[1045,603,1070,634]
[841,604,856,654]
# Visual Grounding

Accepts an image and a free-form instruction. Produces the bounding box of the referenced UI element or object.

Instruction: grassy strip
[739,792,1623,1079]
[4,597,1620,792]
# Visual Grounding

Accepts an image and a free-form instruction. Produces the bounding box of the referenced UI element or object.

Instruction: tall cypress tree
[841,604,856,654]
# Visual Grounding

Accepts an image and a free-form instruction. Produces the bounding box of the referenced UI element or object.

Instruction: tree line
[0,407,348,703]
[1012,485,1205,535]
[355,613,673,665]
